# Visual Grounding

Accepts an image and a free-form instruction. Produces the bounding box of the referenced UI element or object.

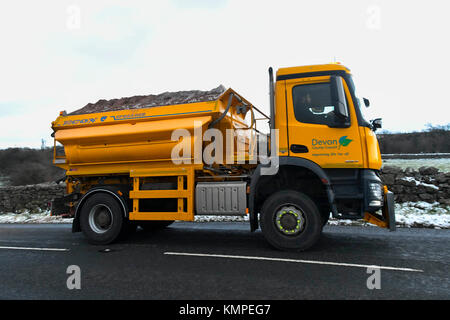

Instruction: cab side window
[292,83,346,126]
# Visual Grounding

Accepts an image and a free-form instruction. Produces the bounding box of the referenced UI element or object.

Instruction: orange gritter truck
[51,63,395,251]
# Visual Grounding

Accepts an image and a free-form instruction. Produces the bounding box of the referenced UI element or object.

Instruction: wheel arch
[249,157,337,231]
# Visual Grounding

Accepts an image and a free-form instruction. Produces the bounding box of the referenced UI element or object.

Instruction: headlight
[368,200,382,206]
[368,182,383,200]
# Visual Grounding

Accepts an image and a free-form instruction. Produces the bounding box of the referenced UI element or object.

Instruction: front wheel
[260,190,323,251]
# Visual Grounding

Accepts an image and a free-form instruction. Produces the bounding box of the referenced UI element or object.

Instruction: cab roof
[276,63,351,80]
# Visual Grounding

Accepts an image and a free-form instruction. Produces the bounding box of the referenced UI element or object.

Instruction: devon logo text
[311,136,353,150]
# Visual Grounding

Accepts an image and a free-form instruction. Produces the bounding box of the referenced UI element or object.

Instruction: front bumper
[363,187,396,231]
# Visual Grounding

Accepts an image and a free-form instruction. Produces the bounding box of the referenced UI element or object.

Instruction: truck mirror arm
[370,118,382,131]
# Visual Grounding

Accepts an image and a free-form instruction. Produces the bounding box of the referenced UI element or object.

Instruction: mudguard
[249,157,338,232]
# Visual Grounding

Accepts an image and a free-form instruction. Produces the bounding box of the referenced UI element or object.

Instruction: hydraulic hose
[208,92,235,129]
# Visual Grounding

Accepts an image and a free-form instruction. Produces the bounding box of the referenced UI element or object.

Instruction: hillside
[0,148,65,186]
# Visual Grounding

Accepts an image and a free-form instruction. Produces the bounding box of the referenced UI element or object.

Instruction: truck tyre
[79,193,124,245]
[139,221,174,232]
[260,190,323,251]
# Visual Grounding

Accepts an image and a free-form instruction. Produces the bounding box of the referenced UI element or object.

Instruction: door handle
[290,144,309,153]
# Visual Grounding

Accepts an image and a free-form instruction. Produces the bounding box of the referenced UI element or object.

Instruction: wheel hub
[275,206,305,236]
[89,204,113,234]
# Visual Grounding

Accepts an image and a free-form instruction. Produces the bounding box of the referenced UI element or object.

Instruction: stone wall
[381,166,450,205]
[0,183,65,213]
[0,166,449,213]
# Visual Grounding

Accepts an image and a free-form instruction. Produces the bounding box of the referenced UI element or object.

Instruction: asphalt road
[0,223,448,299]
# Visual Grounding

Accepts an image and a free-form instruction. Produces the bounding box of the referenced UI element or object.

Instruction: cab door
[285,76,363,169]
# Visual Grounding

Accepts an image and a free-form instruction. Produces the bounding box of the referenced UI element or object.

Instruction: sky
[0,0,449,148]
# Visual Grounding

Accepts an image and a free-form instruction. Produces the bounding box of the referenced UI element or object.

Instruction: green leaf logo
[339,136,352,147]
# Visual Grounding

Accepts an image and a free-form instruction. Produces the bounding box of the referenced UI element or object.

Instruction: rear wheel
[260,190,323,251]
[79,193,124,245]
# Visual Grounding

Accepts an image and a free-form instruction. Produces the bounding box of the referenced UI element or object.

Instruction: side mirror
[363,98,370,107]
[371,118,382,131]
[330,76,349,120]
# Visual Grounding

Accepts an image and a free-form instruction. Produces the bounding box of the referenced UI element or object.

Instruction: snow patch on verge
[194,215,250,223]
[329,202,450,229]
[0,202,449,229]
[0,211,73,224]
[400,177,439,190]
[393,201,450,228]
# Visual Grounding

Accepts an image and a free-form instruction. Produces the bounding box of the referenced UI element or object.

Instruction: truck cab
[249,64,395,247]
[276,63,381,170]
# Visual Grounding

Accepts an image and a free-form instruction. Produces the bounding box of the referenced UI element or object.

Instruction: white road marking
[0,246,69,252]
[164,252,424,273]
